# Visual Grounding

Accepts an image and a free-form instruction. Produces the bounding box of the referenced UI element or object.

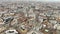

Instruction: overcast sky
[0,0,60,2]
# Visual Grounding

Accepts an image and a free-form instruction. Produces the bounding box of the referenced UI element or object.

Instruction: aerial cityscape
[0,1,60,34]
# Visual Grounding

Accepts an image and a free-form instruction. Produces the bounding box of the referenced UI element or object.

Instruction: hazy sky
[24,0,60,1]
[0,0,60,2]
